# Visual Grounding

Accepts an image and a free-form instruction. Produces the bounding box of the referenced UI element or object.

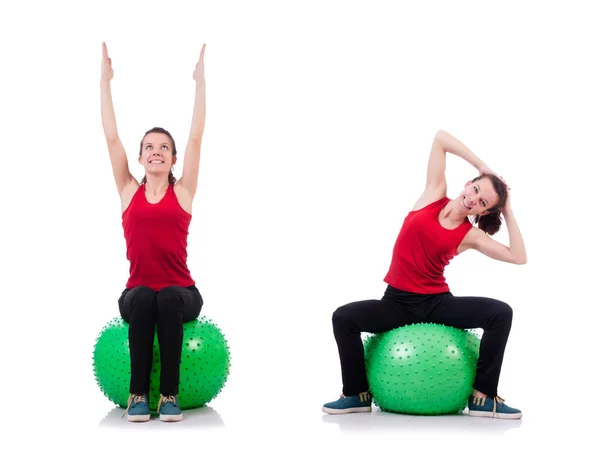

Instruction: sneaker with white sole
[157,394,183,422]
[468,395,522,419]
[123,393,151,422]
[322,392,372,415]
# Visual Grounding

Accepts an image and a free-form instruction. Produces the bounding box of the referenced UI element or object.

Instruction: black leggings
[332,285,513,398]
[118,285,203,396]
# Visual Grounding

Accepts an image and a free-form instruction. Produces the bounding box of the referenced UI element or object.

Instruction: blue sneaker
[157,395,183,422]
[468,395,522,419]
[322,392,372,415]
[123,394,150,422]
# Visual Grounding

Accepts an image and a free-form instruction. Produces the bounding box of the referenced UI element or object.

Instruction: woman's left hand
[193,44,206,84]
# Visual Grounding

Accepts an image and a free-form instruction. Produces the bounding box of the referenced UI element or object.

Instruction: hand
[193,44,206,84]
[101,42,114,83]
[479,164,498,178]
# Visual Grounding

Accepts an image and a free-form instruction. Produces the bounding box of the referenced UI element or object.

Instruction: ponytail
[473,210,503,236]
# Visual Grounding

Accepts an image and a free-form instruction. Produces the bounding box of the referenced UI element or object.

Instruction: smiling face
[458,177,500,216]
[138,132,176,176]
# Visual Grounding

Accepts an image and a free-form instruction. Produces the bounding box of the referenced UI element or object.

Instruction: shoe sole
[322,406,371,415]
[127,414,150,422]
[469,410,522,419]
[160,414,183,422]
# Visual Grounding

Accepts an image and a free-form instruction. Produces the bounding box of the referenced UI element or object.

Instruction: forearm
[101,80,119,141]
[435,130,487,172]
[188,81,206,142]
[503,208,527,264]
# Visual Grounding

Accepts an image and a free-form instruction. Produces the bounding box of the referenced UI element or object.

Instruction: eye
[162,145,168,150]
[474,186,479,193]
[145,144,152,150]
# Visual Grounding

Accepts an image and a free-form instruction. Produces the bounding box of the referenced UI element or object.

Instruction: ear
[138,155,143,165]
[479,210,490,216]
[172,155,177,166]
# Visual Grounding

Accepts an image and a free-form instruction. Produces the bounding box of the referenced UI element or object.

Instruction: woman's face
[139,133,176,175]
[459,177,499,216]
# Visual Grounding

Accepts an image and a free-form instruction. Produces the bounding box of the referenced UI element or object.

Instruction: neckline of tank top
[409,197,468,232]
[142,183,171,206]
[436,199,471,232]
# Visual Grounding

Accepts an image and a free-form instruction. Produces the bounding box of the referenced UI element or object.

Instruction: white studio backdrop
[1,0,597,447]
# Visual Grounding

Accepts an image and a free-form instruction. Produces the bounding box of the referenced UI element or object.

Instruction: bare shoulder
[174,182,194,215]
[457,226,483,254]
[120,179,141,214]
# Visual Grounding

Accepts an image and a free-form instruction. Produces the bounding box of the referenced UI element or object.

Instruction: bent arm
[415,130,490,208]
[469,210,527,264]
[434,130,489,174]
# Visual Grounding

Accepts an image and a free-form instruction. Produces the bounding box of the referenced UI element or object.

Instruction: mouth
[149,160,164,164]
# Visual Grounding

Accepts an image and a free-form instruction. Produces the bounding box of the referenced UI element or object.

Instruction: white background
[1,1,597,447]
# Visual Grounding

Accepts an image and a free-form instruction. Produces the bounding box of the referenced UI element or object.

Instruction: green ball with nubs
[364,323,480,415]
[93,316,230,410]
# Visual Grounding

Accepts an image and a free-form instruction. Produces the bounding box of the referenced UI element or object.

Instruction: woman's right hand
[101,42,114,83]
[479,164,498,178]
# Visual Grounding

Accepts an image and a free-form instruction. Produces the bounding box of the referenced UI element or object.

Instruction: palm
[193,44,206,82]
[101,42,114,82]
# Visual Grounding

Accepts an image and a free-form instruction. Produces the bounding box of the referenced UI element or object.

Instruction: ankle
[472,390,487,399]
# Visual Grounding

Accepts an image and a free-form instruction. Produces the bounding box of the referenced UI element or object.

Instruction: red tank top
[122,184,195,291]
[383,197,472,294]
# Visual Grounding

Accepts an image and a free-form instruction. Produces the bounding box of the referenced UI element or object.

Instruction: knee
[120,286,155,322]
[156,287,183,312]
[127,286,155,309]
[489,300,513,327]
[332,305,355,329]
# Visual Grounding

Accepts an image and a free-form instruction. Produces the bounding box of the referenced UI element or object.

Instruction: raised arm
[100,42,136,195]
[177,44,207,199]
[415,130,493,209]
[465,192,527,264]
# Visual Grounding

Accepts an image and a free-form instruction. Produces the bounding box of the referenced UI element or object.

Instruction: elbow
[434,130,447,141]
[513,256,527,265]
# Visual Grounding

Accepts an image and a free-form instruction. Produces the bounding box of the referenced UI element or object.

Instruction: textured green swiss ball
[364,323,480,415]
[93,316,230,410]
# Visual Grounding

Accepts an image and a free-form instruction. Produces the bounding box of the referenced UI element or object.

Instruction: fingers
[102,42,108,60]
[200,43,206,62]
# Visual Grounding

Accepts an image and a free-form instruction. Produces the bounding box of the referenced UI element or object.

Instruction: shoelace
[122,394,147,418]
[473,395,505,417]
[492,396,505,416]
[157,395,178,413]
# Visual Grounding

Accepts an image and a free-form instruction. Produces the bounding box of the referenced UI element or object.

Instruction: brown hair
[139,127,177,184]
[471,174,508,236]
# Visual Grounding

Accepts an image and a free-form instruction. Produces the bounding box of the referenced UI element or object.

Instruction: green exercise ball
[364,323,480,415]
[93,316,230,410]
